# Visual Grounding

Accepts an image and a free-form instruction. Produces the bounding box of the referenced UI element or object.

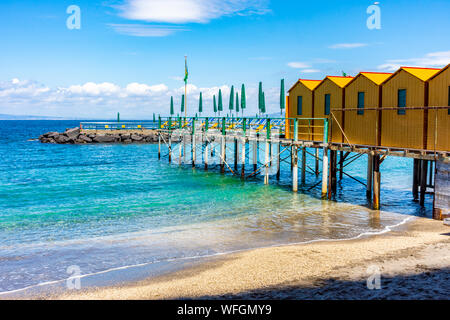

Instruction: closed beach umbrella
[198,92,203,115]
[170,96,174,115]
[218,89,223,114]
[241,84,246,116]
[280,79,285,115]
[181,94,185,113]
[153,113,155,122]
[229,85,234,111]
[236,92,239,114]
[258,82,263,114]
[213,95,217,115]
[261,92,266,115]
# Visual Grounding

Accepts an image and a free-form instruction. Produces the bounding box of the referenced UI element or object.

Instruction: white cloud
[117,0,270,24]
[126,83,168,95]
[67,82,121,96]
[377,51,450,71]
[109,24,188,37]
[301,69,321,73]
[287,62,311,69]
[329,43,368,49]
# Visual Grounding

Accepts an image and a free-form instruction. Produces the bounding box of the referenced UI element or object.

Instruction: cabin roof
[428,64,450,81]
[325,76,354,88]
[288,79,321,92]
[399,67,440,81]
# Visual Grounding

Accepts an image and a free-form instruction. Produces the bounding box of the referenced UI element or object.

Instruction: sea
[0,120,432,296]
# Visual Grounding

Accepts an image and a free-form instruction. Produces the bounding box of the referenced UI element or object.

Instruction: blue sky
[0,0,449,119]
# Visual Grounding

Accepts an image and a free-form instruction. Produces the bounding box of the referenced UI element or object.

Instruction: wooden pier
[155,116,450,220]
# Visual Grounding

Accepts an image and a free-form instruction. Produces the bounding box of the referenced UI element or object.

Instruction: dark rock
[131,134,143,141]
[65,127,80,140]
[78,135,92,143]
[55,135,70,144]
[123,139,132,143]
[93,135,116,143]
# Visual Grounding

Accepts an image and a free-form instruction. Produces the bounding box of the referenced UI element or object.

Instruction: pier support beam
[204,139,209,170]
[373,155,381,210]
[321,148,328,199]
[315,149,319,176]
[220,136,226,174]
[234,138,238,171]
[301,146,306,185]
[168,135,172,163]
[276,143,281,180]
[241,138,246,179]
[292,145,298,192]
[420,159,428,206]
[339,151,343,180]
[264,140,270,185]
[413,159,419,200]
[158,134,161,160]
[253,139,258,172]
[367,153,373,199]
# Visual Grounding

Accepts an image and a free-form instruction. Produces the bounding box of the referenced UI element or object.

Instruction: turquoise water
[0,121,432,295]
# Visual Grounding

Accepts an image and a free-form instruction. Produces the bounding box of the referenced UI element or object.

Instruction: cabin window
[324,94,331,115]
[357,92,365,115]
[397,89,406,115]
[297,96,303,115]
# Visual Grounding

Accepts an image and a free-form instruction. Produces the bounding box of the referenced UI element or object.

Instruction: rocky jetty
[39,127,171,144]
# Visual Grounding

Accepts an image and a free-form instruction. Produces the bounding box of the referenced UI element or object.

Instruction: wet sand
[31,217,450,299]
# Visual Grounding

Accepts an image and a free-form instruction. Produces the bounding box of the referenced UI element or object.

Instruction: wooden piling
[264,140,270,185]
[373,155,380,210]
[292,145,298,192]
[158,133,161,160]
[220,136,226,174]
[301,146,306,185]
[367,153,373,199]
[234,138,238,171]
[253,139,258,171]
[321,147,328,199]
[241,137,246,179]
[276,142,281,180]
[339,151,343,180]
[315,148,319,176]
[412,159,419,200]
[420,159,428,206]
[168,135,172,163]
[204,140,209,170]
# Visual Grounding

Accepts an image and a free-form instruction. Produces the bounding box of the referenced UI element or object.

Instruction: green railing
[80,121,159,130]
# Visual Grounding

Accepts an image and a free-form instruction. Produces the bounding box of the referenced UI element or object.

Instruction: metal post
[241,137,246,179]
[221,117,226,174]
[204,117,209,171]
[158,133,161,160]
[321,119,329,199]
[276,142,281,180]
[253,137,258,172]
[234,138,238,171]
[168,117,172,163]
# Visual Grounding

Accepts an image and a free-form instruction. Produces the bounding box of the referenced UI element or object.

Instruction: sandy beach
[35,217,448,300]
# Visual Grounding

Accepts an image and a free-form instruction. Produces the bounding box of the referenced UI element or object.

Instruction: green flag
[198,92,203,114]
[184,57,188,84]
[170,96,174,115]
[229,85,234,111]
[181,94,185,113]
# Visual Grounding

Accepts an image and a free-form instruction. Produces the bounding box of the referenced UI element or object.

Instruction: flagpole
[184,55,187,118]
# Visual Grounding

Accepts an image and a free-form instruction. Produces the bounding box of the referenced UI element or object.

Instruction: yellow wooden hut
[381,66,440,150]
[314,76,353,143]
[287,79,321,140]
[344,72,392,146]
[427,64,450,152]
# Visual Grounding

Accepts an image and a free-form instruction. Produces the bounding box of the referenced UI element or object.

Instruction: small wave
[0,215,414,297]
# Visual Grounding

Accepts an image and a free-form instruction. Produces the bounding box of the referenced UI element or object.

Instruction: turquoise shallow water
[0,121,432,294]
